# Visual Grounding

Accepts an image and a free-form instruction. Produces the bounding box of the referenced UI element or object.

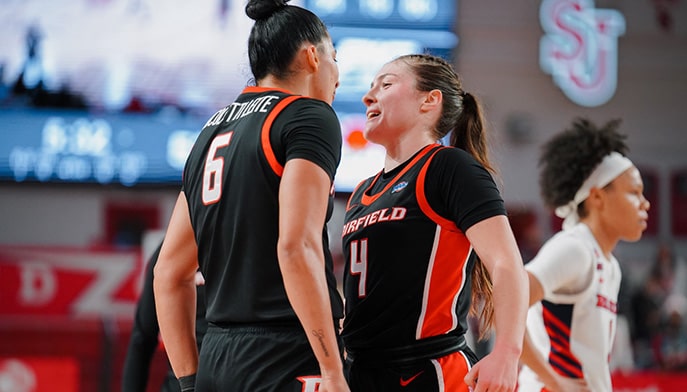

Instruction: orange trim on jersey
[261,95,304,177]
[417,226,471,338]
[345,183,365,212]
[414,145,472,338]
[416,146,459,232]
[435,351,471,392]
[243,85,295,95]
[360,144,440,206]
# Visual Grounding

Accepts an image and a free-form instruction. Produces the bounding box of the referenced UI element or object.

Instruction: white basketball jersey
[518,223,621,392]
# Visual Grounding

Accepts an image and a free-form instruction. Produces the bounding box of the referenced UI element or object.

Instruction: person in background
[629,241,687,369]
[121,242,207,392]
[652,294,687,371]
[518,118,650,391]
[629,259,672,369]
[650,242,687,301]
[153,0,349,391]
[341,53,529,392]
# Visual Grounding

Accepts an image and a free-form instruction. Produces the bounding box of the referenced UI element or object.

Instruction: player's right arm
[153,192,199,382]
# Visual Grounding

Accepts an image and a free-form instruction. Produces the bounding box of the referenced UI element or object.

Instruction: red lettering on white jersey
[596,294,617,313]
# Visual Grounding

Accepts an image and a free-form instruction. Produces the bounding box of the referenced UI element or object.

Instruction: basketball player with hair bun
[153,0,349,391]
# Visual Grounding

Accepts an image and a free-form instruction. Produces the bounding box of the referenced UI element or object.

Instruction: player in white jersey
[518,118,650,392]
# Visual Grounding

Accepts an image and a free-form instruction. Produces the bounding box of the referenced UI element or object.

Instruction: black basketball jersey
[183,86,343,325]
[341,144,506,351]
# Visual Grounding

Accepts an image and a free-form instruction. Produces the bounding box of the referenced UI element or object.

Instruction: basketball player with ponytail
[341,54,529,392]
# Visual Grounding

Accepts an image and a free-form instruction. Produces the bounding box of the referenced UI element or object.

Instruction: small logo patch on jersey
[391,181,408,194]
[400,371,424,387]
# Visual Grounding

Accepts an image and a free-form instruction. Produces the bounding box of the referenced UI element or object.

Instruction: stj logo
[539,0,626,107]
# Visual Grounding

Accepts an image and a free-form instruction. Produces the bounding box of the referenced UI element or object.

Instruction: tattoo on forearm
[311,329,330,357]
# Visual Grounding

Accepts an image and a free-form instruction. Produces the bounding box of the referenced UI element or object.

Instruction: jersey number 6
[202,132,233,205]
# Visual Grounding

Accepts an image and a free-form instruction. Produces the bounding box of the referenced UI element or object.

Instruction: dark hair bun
[245,0,289,20]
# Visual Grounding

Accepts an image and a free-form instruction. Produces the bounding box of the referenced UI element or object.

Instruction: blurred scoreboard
[0,1,459,191]
[305,0,459,191]
[0,109,200,187]
[306,0,456,30]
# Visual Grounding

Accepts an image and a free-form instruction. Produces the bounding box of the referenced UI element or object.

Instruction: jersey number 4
[350,239,368,298]
[202,132,233,205]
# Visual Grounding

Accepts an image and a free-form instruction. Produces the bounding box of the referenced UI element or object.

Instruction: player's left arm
[464,215,529,392]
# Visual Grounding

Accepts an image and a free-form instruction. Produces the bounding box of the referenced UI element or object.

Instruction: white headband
[555,151,634,230]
